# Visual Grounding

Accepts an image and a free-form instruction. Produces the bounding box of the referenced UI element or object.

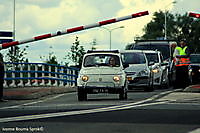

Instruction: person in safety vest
[174,40,190,66]
[173,40,190,88]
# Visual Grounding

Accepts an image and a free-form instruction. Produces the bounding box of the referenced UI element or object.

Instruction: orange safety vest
[175,57,190,66]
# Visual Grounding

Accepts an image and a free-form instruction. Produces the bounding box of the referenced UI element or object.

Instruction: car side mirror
[148,61,154,66]
[123,63,129,68]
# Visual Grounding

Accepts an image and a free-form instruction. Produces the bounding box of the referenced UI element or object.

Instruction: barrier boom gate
[0,11,149,50]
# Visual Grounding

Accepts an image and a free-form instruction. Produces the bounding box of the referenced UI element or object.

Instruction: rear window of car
[121,52,146,64]
[133,44,170,60]
[83,54,120,67]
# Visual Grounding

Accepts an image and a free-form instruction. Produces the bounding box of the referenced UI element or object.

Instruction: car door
[159,53,169,85]
[145,52,162,85]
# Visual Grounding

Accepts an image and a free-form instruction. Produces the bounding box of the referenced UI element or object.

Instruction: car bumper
[127,76,150,87]
[78,82,124,94]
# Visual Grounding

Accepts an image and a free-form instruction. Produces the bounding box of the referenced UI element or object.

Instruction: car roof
[84,52,120,56]
[135,40,174,45]
[121,50,144,53]
[142,50,160,54]
[121,49,159,54]
[190,54,200,56]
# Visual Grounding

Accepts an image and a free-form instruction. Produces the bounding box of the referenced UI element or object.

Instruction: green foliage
[140,11,200,53]
[66,36,86,68]
[40,46,58,65]
[6,45,29,63]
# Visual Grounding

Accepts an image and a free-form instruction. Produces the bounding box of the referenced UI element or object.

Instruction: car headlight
[138,70,148,76]
[152,69,159,73]
[82,75,89,82]
[189,69,192,72]
[113,76,120,82]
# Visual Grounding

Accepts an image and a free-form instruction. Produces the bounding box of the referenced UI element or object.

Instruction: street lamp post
[13,0,16,41]
[100,26,124,50]
[164,1,176,40]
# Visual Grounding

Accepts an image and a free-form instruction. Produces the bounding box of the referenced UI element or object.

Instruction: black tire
[161,73,169,89]
[145,74,154,92]
[78,88,87,101]
[119,88,128,100]
[144,86,154,92]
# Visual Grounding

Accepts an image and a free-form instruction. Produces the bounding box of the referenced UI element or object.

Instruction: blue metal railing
[3,62,79,88]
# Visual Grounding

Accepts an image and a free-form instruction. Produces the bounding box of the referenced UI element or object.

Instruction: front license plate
[93,89,108,93]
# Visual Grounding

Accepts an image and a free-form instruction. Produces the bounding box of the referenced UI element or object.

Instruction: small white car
[77,50,128,101]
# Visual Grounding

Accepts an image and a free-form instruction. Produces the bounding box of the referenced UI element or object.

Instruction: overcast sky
[0,0,199,64]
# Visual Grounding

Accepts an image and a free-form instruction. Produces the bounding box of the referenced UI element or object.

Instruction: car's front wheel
[119,84,128,100]
[77,87,87,101]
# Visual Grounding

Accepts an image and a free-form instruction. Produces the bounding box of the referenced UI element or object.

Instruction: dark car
[188,54,200,84]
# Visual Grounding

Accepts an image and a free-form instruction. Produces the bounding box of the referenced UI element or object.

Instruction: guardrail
[3,62,79,88]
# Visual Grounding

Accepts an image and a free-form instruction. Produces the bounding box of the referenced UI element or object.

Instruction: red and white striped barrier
[189,12,200,18]
[0,11,149,50]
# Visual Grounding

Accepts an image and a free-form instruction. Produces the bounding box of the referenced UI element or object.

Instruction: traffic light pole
[0,11,149,50]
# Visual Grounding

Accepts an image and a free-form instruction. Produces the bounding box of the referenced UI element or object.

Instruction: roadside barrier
[3,62,79,88]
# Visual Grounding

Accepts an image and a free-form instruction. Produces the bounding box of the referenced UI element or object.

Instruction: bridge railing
[3,62,79,88]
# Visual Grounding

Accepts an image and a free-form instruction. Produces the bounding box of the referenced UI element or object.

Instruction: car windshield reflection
[83,54,120,67]
[122,52,146,64]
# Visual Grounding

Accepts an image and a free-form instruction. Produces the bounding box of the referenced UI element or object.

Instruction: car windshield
[190,54,200,63]
[145,53,159,63]
[133,44,170,60]
[83,54,120,67]
[121,52,146,64]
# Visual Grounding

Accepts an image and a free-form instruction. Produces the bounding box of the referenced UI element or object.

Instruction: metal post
[164,1,177,40]
[164,12,167,40]
[100,26,124,50]
[109,31,111,49]
[13,0,15,41]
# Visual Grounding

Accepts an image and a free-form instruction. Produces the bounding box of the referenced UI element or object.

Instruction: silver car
[121,50,154,91]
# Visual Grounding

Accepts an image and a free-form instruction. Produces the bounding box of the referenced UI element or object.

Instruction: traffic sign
[0,31,13,37]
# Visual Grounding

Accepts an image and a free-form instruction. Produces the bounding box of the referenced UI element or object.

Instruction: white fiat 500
[77,50,128,101]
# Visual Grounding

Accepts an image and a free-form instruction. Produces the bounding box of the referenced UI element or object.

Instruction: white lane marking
[0,89,176,110]
[0,93,67,109]
[0,90,177,122]
[189,128,200,133]
[0,101,168,123]
[150,89,181,99]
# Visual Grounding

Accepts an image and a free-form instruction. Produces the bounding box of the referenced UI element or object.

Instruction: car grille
[126,72,136,75]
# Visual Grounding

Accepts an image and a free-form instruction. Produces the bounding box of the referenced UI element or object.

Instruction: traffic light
[189,12,200,18]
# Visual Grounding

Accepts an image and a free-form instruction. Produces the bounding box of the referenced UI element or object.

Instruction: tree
[141,11,177,40]
[139,11,200,53]
[66,36,86,68]
[40,46,58,65]
[5,45,29,63]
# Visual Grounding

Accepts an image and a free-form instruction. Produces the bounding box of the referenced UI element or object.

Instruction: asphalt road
[0,88,200,133]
